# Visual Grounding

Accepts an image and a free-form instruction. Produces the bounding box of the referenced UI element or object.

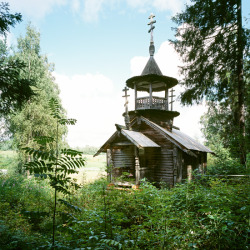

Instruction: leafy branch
[22,98,85,247]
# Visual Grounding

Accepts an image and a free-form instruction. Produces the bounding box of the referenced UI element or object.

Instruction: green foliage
[7,24,67,164]
[0,139,13,150]
[203,133,247,175]
[201,105,249,171]
[21,98,85,247]
[0,150,18,176]
[0,2,21,36]
[74,145,100,155]
[171,0,249,104]
[0,172,249,249]
[201,104,242,158]
[0,3,34,114]
[171,0,249,164]
[0,7,35,116]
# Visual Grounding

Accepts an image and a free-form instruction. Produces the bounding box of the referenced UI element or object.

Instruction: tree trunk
[237,0,246,166]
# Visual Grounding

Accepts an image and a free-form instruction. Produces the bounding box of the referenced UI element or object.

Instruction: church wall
[173,147,184,184]
[139,148,160,182]
[138,122,175,186]
[111,146,135,180]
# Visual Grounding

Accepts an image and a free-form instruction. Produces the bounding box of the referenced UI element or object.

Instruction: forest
[0,1,249,249]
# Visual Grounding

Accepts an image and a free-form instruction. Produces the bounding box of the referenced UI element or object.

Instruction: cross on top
[148,13,156,43]
[122,87,130,110]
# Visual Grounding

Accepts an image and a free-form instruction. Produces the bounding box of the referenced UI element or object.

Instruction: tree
[171,0,249,165]
[200,105,248,174]
[23,98,85,247]
[9,24,67,164]
[0,2,34,116]
[0,2,21,35]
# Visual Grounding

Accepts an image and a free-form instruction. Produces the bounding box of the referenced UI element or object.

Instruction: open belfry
[95,14,212,187]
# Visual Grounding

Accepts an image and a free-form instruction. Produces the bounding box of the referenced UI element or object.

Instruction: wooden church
[94,14,212,187]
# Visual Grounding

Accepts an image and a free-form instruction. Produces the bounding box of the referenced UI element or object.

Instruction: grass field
[0,150,18,171]
[72,154,107,184]
[0,151,106,183]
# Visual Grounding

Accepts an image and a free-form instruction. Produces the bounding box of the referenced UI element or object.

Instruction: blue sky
[5,0,250,147]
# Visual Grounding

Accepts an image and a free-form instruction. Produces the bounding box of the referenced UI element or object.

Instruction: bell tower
[125,14,179,130]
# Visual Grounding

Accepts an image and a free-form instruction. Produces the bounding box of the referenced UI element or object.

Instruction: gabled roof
[140,117,213,154]
[170,129,212,153]
[94,131,118,157]
[94,126,160,157]
[121,129,160,148]
[94,118,213,157]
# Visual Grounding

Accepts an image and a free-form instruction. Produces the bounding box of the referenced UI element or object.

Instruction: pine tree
[171,0,249,165]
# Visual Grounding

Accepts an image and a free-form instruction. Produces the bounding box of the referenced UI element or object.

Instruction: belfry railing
[135,96,168,110]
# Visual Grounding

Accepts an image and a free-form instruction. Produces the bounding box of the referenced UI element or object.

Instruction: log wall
[111,146,135,178]
[139,122,174,186]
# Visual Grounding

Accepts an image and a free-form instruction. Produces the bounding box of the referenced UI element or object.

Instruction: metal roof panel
[121,129,160,148]
[141,117,213,153]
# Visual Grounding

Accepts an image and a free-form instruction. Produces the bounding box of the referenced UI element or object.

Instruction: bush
[0,173,248,249]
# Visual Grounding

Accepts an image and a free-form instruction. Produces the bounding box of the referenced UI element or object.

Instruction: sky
[5,0,250,148]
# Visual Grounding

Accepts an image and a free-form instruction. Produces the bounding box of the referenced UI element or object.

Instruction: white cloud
[153,0,183,14]
[6,0,67,19]
[71,0,80,12]
[126,0,184,14]
[130,41,182,78]
[54,40,206,147]
[130,56,147,76]
[6,0,185,22]
[81,0,120,22]
[82,0,105,22]
[54,72,124,147]
[0,32,14,48]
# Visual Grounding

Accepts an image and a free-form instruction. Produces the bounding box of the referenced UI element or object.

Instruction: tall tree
[9,24,67,161]
[0,2,34,116]
[171,0,249,165]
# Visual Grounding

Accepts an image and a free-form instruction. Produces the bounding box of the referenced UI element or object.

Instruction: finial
[122,87,130,130]
[148,13,156,56]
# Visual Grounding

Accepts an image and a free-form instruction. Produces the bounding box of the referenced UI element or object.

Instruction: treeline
[74,145,100,155]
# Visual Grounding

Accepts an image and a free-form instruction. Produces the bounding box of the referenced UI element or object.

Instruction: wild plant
[22,98,85,247]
